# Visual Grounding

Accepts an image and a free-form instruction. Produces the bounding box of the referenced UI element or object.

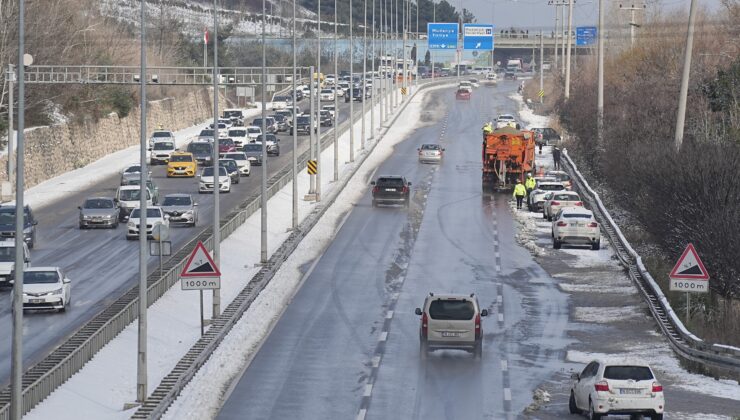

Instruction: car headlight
[103,215,112,219]
[49,288,63,296]
[127,221,135,228]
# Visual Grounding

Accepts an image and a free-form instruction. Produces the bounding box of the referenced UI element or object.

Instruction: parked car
[167,152,197,178]
[115,185,153,221]
[221,152,251,176]
[160,193,198,227]
[187,141,214,166]
[0,241,30,288]
[255,134,280,156]
[545,170,572,189]
[415,292,488,359]
[18,267,71,312]
[552,207,601,250]
[371,176,411,207]
[243,143,264,166]
[126,207,169,240]
[0,204,38,249]
[218,158,241,184]
[569,359,664,419]
[495,114,519,129]
[149,140,176,165]
[199,166,231,194]
[529,181,567,211]
[78,197,120,229]
[542,191,582,221]
[417,144,444,163]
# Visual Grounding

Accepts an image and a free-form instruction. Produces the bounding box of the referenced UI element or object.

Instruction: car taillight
[402,186,409,193]
[575,201,583,206]
[556,221,567,227]
[551,201,560,206]
[588,222,598,228]
[421,312,428,337]
[594,381,610,392]
[652,382,663,392]
[372,186,379,194]
[474,313,481,339]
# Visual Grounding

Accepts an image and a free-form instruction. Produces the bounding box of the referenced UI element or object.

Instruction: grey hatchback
[78,197,120,229]
[160,194,198,227]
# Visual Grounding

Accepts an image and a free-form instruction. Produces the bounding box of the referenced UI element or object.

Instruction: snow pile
[573,306,644,323]
[524,388,551,412]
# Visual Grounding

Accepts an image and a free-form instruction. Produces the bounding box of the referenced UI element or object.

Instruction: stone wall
[0,89,226,189]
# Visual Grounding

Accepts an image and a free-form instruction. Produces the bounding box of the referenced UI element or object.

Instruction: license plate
[385,188,396,192]
[441,332,460,337]
[30,299,44,304]
[620,388,642,395]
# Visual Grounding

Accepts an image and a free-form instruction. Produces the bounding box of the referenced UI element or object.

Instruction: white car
[271,94,290,110]
[529,181,567,211]
[208,122,230,138]
[320,89,335,102]
[199,166,231,194]
[297,85,311,97]
[0,241,31,288]
[552,207,601,250]
[495,114,518,129]
[322,104,336,119]
[218,118,232,128]
[126,206,169,240]
[570,359,664,419]
[18,267,71,312]
[148,130,175,148]
[543,191,582,221]
[458,81,473,92]
[545,170,572,189]
[325,74,337,85]
[149,140,176,165]
[337,82,351,96]
[245,125,262,142]
[415,293,488,359]
[227,128,249,149]
[468,78,480,87]
[417,144,444,163]
[221,152,251,176]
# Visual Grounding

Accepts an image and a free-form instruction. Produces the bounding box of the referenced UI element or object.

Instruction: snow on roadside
[162,86,447,420]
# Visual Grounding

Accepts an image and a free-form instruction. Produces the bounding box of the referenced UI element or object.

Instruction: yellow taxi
[167,152,197,178]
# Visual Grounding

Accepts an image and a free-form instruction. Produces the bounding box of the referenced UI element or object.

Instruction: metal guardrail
[562,150,740,381]
[0,78,450,420]
[130,80,452,419]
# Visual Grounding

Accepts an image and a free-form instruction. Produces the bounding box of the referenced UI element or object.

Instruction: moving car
[318,110,334,127]
[115,185,153,221]
[251,117,277,134]
[221,152,251,176]
[160,193,198,227]
[218,158,241,184]
[0,204,38,249]
[78,197,120,229]
[570,359,664,419]
[468,78,480,87]
[199,166,231,194]
[320,89,335,102]
[126,207,169,240]
[455,88,471,100]
[218,138,237,154]
[322,104,336,119]
[417,144,444,163]
[227,128,249,149]
[187,141,214,166]
[149,140,176,165]
[529,181,567,211]
[542,191,582,221]
[243,143,264,166]
[167,152,197,178]
[197,129,216,142]
[0,241,30,288]
[120,164,148,186]
[148,130,175,148]
[125,178,160,205]
[415,293,488,359]
[371,176,411,207]
[18,267,71,312]
[458,81,473,92]
[255,134,280,156]
[495,114,519,129]
[504,70,517,80]
[552,207,601,250]
[245,125,262,143]
[271,114,290,132]
[291,115,317,135]
[271,95,290,110]
[223,109,245,126]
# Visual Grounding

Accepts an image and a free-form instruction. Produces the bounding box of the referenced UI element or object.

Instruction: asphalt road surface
[218,82,573,419]
[0,85,385,386]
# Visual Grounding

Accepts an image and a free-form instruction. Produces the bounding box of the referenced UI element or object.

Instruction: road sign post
[668,243,709,325]
[180,241,222,336]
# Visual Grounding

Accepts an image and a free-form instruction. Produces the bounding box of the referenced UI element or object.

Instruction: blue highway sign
[427,23,459,50]
[463,24,494,50]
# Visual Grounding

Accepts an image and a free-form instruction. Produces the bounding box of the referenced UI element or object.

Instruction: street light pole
[539,31,544,104]
[349,0,355,162]
[564,0,574,100]
[561,4,566,76]
[211,0,222,314]
[292,0,298,228]
[136,0,149,404]
[371,0,376,139]
[597,0,605,144]
[6,65,13,182]
[316,0,322,200]
[380,0,386,123]
[260,0,268,263]
[334,0,339,181]
[361,0,367,150]
[674,0,698,151]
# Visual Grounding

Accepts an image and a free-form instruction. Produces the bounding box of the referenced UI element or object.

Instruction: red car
[456,89,471,100]
[218,138,236,154]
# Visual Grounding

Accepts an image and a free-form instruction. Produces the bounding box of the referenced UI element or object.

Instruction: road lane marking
[386,311,394,319]
[364,384,373,397]
[379,332,388,342]
[498,312,504,322]
[504,388,512,401]
[357,409,367,420]
[501,360,508,371]
[372,356,381,368]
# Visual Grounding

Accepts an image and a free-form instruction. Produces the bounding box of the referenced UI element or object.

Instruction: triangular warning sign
[669,243,709,280]
[181,241,221,277]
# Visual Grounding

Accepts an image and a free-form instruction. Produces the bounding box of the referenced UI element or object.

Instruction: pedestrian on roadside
[538,141,543,154]
[553,146,561,170]
[513,180,527,209]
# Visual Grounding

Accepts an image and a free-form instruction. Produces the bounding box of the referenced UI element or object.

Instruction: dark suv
[371,176,411,207]
[0,204,38,249]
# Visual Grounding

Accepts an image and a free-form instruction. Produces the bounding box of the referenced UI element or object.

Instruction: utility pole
[260,0,268,263]
[309,65,316,190]
[10,0,26,417]
[350,0,355,162]
[362,0,367,150]
[432,0,435,81]
[292,0,298,228]
[371,0,376,139]
[316,0,322,201]
[539,31,544,104]
[380,0,386,122]
[334,0,339,181]
[674,0,698,151]
[402,0,407,101]
[564,0,574,100]
[6,65,14,182]
[547,1,561,72]
[561,3,566,76]
[212,0,223,314]
[136,0,148,404]
[597,0,605,144]
[619,3,646,47]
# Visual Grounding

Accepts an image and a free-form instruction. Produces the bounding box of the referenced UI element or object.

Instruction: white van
[0,241,31,288]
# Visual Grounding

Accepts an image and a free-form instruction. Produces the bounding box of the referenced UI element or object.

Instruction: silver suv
[415,293,488,359]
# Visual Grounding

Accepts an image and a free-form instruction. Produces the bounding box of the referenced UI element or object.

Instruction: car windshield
[539,184,564,191]
[223,111,242,118]
[189,143,212,154]
[130,208,162,219]
[84,199,114,209]
[563,213,592,219]
[247,127,261,134]
[153,142,174,150]
[0,208,28,224]
[220,160,237,170]
[152,132,171,138]
[297,116,310,124]
[421,144,440,150]
[223,153,246,160]
[162,196,191,206]
[170,154,193,163]
[252,119,264,126]
[0,247,14,262]
[202,167,227,177]
[428,300,475,320]
[548,173,571,182]
[603,366,654,381]
[321,90,333,94]
[124,166,141,173]
[199,129,214,137]
[229,130,246,137]
[219,139,235,147]
[257,135,276,143]
[118,189,149,201]
[498,116,514,121]
[24,271,59,284]
[244,144,262,152]
[376,178,405,187]
[553,194,579,201]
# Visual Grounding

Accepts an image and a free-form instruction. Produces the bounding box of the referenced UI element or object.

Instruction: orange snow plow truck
[481,126,536,190]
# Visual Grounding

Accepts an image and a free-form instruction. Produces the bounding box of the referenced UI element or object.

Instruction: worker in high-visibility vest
[525,173,537,207]
[513,180,527,209]
[482,122,493,135]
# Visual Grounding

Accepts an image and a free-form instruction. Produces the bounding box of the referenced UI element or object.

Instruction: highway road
[0,85,386,386]
[217,82,572,419]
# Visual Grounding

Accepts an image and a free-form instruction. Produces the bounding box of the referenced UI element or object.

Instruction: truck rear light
[651,382,663,392]
[474,313,481,339]
[421,312,428,337]
[588,222,598,228]
[556,221,567,227]
[594,381,610,392]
